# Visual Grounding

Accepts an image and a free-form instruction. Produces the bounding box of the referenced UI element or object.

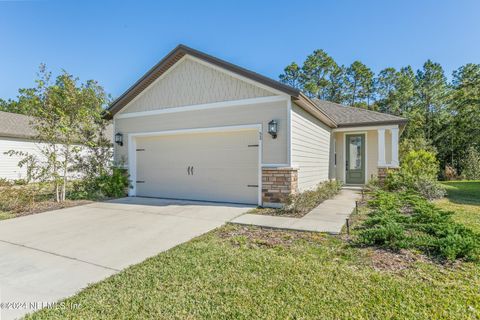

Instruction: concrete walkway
[231,189,360,234]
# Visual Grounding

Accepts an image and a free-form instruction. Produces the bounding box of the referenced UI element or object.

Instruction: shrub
[356,190,480,261]
[285,180,342,215]
[0,178,12,187]
[444,165,458,181]
[384,149,446,199]
[400,137,437,160]
[461,146,480,180]
[0,184,38,213]
[95,167,130,198]
[69,167,130,200]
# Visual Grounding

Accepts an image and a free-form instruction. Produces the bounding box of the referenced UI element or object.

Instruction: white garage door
[135,129,259,204]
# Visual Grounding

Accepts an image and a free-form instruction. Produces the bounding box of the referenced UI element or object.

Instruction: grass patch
[436,180,480,233]
[441,181,480,205]
[249,180,341,217]
[27,224,480,319]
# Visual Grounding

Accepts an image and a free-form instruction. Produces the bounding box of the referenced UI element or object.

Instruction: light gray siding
[115,99,289,166]
[291,103,331,191]
[121,57,275,114]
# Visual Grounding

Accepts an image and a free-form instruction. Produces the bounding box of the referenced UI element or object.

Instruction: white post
[391,127,399,167]
[378,128,386,166]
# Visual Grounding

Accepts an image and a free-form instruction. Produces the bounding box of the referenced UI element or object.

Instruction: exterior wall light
[115,132,123,146]
[268,120,278,139]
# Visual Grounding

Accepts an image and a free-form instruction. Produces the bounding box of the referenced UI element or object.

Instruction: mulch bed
[219,225,328,248]
[12,200,93,218]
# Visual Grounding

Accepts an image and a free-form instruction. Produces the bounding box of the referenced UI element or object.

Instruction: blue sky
[1,0,479,100]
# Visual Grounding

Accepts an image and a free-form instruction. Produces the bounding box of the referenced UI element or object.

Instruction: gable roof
[107,44,407,129]
[0,111,37,139]
[107,45,300,116]
[313,99,408,128]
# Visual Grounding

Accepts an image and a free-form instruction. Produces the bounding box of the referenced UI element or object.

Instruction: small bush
[285,180,342,215]
[384,149,446,199]
[461,146,480,180]
[69,167,129,200]
[0,178,12,187]
[356,190,480,261]
[0,185,37,213]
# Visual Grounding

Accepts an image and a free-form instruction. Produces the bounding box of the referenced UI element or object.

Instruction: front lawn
[436,181,480,233]
[27,181,480,319]
[29,231,479,319]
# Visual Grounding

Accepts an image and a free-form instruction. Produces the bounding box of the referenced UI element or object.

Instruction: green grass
[27,182,480,319]
[437,181,480,233]
[28,224,480,319]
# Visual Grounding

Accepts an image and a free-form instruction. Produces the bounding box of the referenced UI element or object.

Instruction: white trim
[377,128,386,166]
[287,97,292,167]
[127,124,263,206]
[333,125,397,132]
[390,127,399,167]
[112,117,116,164]
[128,124,262,138]
[186,55,288,97]
[114,96,288,120]
[344,131,368,184]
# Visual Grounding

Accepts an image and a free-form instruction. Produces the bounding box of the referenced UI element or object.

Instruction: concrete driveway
[0,198,250,319]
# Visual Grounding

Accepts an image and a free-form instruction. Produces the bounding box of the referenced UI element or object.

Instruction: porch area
[330,125,400,184]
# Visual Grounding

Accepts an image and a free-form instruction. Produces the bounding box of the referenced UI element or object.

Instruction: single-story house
[107,45,407,207]
[0,111,113,180]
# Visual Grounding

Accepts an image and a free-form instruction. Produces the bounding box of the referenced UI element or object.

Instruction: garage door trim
[127,124,263,205]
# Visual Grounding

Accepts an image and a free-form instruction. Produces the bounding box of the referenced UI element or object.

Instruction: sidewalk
[230,189,360,234]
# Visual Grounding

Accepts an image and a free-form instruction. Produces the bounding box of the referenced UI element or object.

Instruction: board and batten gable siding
[0,137,43,180]
[115,99,289,166]
[291,103,331,191]
[120,57,275,114]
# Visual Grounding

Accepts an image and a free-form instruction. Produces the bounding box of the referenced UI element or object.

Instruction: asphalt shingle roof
[0,110,113,141]
[312,99,408,127]
[0,110,37,139]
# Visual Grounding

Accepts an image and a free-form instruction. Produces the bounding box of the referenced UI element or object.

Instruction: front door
[346,134,365,184]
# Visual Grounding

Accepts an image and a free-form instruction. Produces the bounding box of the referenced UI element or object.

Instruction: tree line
[279,50,480,177]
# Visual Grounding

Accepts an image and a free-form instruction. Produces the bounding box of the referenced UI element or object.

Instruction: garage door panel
[135,130,259,204]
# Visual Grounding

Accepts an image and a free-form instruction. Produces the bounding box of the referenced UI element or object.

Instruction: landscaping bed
[248,180,342,218]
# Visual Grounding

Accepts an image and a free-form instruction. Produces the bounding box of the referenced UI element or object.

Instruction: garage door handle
[191,166,194,175]
[187,166,191,175]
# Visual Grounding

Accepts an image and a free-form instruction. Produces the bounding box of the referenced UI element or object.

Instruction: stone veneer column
[262,167,298,207]
[378,167,399,184]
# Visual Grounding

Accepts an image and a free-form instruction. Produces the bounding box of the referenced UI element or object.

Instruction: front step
[342,185,364,191]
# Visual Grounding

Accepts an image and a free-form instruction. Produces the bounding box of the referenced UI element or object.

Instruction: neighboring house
[107,45,407,207]
[0,111,41,180]
[0,110,113,180]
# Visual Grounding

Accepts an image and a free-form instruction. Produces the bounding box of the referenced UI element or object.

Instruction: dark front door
[346,134,365,184]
